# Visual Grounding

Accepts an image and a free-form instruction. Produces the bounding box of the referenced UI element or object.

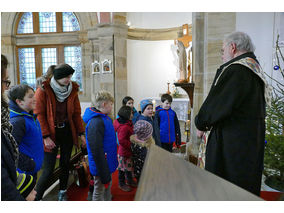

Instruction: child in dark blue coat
[8,84,44,179]
[154,94,181,152]
[135,99,161,147]
[83,91,118,201]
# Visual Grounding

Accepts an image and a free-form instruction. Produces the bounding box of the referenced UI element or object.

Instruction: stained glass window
[39,12,56,33]
[62,12,80,32]
[18,48,36,88]
[64,46,83,90]
[42,48,57,74]
[17,12,33,34]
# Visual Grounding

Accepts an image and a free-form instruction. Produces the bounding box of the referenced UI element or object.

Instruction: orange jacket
[34,80,85,152]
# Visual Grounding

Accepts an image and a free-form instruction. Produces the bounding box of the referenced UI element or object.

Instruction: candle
[186,120,190,130]
[152,99,156,111]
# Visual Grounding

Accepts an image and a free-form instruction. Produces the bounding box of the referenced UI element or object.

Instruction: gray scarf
[1,101,19,167]
[50,77,72,102]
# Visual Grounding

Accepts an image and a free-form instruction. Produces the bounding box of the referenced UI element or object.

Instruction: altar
[147,97,190,121]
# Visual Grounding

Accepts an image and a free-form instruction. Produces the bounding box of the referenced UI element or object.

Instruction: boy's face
[161,100,171,110]
[17,89,36,112]
[142,105,153,117]
[101,101,113,115]
[126,99,134,108]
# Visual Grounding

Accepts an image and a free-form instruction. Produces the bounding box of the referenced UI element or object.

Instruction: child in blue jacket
[83,91,118,201]
[135,99,161,146]
[8,84,44,178]
[154,94,181,152]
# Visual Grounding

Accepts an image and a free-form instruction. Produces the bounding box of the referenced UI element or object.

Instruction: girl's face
[17,89,36,112]
[126,99,134,108]
[56,74,73,86]
[161,100,171,110]
[142,105,153,117]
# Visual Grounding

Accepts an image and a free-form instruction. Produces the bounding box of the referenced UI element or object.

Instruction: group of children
[6,82,181,201]
[83,92,181,200]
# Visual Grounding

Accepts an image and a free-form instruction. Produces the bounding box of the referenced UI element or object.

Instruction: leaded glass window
[39,12,56,33]
[17,12,33,34]
[64,46,83,90]
[16,12,83,91]
[18,48,36,88]
[42,48,57,74]
[62,12,80,32]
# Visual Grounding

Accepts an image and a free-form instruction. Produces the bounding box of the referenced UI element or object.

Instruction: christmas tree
[264,34,284,191]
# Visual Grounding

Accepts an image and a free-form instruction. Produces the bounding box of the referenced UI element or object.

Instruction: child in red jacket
[113,106,137,192]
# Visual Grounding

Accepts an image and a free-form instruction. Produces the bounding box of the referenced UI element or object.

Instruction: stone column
[190,12,236,143]
[87,12,128,117]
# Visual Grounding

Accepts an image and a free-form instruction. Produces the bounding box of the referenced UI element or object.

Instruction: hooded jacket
[9,101,44,175]
[83,107,118,184]
[113,119,133,157]
[154,106,181,146]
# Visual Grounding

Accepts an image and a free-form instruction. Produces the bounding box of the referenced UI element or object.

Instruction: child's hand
[26,189,37,201]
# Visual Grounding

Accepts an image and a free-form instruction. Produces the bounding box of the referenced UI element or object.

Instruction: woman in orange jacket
[34,64,86,201]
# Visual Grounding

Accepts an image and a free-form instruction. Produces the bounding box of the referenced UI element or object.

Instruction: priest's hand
[196,129,205,138]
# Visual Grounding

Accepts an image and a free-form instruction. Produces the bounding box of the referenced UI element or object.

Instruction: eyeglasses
[2,79,11,87]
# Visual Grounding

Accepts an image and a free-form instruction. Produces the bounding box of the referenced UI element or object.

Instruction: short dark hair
[122,96,134,106]
[8,84,34,102]
[161,93,173,103]
[118,105,132,120]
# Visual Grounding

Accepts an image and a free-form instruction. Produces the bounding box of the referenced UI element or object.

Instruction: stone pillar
[191,12,236,143]
[88,12,128,118]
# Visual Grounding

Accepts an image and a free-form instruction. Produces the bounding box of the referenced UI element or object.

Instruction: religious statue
[172,40,188,83]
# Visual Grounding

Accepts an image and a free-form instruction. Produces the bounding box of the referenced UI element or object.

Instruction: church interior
[1,11,284,203]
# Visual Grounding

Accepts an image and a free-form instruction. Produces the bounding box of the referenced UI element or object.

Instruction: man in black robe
[195,31,272,196]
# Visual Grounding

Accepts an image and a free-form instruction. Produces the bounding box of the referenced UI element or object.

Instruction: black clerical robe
[195,52,266,196]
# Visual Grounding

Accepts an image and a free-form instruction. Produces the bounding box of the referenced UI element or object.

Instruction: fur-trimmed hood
[130,134,154,148]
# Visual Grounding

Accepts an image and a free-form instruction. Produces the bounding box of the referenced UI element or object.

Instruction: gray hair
[224,31,255,52]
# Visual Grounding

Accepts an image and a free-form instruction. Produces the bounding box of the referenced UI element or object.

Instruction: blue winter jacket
[154,106,181,145]
[9,101,44,175]
[83,107,118,184]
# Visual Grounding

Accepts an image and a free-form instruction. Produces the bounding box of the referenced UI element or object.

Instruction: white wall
[127,12,192,29]
[127,12,192,110]
[236,12,280,85]
[127,40,182,110]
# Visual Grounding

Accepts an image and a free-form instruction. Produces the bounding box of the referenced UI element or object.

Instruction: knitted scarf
[50,76,72,102]
[1,100,19,166]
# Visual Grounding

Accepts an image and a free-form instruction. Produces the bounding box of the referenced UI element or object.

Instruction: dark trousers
[118,170,133,186]
[35,124,73,200]
[161,143,173,152]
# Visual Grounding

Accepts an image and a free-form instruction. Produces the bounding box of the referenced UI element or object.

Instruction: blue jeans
[35,124,73,200]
